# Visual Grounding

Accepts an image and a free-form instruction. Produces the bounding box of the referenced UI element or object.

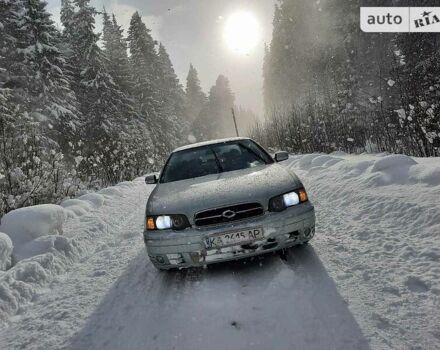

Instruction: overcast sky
[47,0,277,115]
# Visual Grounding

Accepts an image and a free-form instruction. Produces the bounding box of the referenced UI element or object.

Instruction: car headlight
[269,188,308,212]
[146,215,190,231]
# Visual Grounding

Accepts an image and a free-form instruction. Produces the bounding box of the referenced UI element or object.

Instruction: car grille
[194,202,264,227]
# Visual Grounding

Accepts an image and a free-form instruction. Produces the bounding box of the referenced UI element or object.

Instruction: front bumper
[143,202,315,269]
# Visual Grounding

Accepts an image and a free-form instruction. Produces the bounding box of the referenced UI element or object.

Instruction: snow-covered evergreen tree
[102,11,132,95]
[127,12,178,160]
[184,64,206,122]
[68,0,137,183]
[23,0,80,151]
[127,12,159,115]
[60,0,75,41]
[0,0,85,215]
[195,74,235,140]
[157,43,185,121]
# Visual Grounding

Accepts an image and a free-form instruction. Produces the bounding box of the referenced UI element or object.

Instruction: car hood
[147,163,303,221]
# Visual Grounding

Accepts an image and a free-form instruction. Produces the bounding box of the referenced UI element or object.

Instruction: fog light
[304,228,311,237]
[156,256,165,264]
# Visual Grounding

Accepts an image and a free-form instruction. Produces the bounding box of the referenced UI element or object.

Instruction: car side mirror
[274,151,289,162]
[145,174,158,184]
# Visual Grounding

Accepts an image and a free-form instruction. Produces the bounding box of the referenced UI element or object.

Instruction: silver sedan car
[143,137,315,270]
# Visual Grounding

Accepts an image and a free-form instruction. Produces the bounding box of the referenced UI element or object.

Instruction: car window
[240,139,274,165]
[160,148,219,183]
[212,141,271,171]
[160,140,273,183]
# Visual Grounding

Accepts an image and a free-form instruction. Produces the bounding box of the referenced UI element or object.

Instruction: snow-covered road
[0,153,439,350]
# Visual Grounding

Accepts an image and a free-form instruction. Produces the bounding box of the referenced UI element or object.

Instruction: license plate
[204,227,264,249]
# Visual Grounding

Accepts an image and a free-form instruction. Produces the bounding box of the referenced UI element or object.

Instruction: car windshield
[160,140,274,183]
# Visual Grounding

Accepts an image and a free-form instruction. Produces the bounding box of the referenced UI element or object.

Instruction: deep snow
[287,153,440,349]
[0,153,438,350]
[0,178,147,322]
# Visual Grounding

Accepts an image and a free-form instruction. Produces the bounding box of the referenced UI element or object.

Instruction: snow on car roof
[173,137,251,153]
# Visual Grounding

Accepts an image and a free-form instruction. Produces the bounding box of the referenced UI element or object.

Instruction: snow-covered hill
[0,153,439,350]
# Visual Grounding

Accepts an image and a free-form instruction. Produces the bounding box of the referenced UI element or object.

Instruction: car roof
[172,137,252,153]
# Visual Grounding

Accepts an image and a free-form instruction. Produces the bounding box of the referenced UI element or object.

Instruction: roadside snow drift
[0,179,145,324]
[1,205,66,248]
[287,153,440,349]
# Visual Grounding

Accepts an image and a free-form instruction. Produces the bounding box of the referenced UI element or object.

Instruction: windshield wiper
[210,147,224,173]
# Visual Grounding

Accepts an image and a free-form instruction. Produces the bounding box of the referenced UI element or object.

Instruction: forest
[251,0,440,157]
[0,0,246,217]
[1,0,440,217]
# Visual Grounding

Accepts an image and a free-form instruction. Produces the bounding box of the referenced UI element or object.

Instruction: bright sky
[47,0,276,115]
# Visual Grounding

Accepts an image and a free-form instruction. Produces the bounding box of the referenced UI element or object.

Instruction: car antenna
[231,107,239,137]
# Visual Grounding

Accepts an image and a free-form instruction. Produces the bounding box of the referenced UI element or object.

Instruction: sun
[223,12,260,55]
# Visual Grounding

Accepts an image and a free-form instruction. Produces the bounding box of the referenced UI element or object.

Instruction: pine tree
[127,12,176,160]
[184,64,206,122]
[127,12,159,114]
[196,74,235,140]
[22,0,80,151]
[70,0,136,183]
[102,10,132,95]
[268,0,320,109]
[0,0,79,213]
[60,0,75,41]
[157,43,185,119]
[0,0,30,99]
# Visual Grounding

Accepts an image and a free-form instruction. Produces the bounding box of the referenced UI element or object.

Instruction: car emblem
[222,210,236,219]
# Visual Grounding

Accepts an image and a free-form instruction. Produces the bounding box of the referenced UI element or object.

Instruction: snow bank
[61,193,107,218]
[61,198,92,217]
[116,181,136,188]
[0,205,66,248]
[409,164,440,187]
[14,235,74,262]
[0,177,147,324]
[0,233,13,271]
[371,154,417,172]
[292,153,440,188]
[368,155,418,186]
[98,187,123,197]
[0,242,84,322]
[78,193,105,208]
[286,153,440,349]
